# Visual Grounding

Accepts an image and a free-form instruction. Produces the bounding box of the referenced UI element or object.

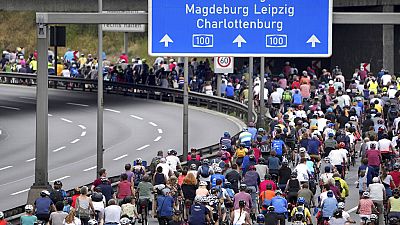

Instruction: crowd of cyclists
[2,47,400,225]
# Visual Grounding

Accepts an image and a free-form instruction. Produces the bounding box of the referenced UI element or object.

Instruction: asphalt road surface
[0,84,244,210]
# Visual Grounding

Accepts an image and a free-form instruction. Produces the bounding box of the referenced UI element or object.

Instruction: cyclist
[278,159,292,191]
[49,201,68,225]
[290,197,311,224]
[20,205,37,225]
[356,192,377,225]
[234,184,252,213]
[196,181,209,197]
[368,177,386,224]
[337,202,356,223]
[210,167,225,188]
[267,150,281,178]
[332,173,349,202]
[156,188,174,225]
[133,158,146,187]
[388,189,400,221]
[255,157,268,182]
[328,142,347,178]
[188,196,210,225]
[270,190,287,225]
[231,200,251,225]
[34,190,56,223]
[137,175,153,220]
[260,174,277,192]
[197,159,213,186]
[166,149,181,173]
[321,190,338,222]
[285,172,301,205]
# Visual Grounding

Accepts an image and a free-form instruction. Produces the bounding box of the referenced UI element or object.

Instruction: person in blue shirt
[270,190,288,225]
[34,190,55,223]
[189,196,210,225]
[292,89,303,106]
[210,167,225,187]
[267,151,281,177]
[225,82,235,99]
[321,190,338,222]
[247,122,258,141]
[157,188,174,225]
[271,135,286,161]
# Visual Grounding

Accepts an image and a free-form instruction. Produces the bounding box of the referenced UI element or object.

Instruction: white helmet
[299,147,306,153]
[215,167,222,173]
[25,204,34,212]
[40,190,50,196]
[0,211,4,219]
[195,196,202,203]
[88,219,98,225]
[338,202,345,209]
[350,116,356,121]
[199,181,207,186]
[363,192,370,198]
[119,218,130,225]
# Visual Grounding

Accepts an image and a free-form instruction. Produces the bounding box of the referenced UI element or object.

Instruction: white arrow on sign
[306,35,321,48]
[160,34,173,47]
[233,35,246,48]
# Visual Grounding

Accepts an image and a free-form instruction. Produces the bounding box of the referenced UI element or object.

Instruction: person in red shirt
[71,187,80,208]
[0,211,7,225]
[291,77,300,89]
[91,168,110,191]
[251,143,261,162]
[365,143,381,176]
[389,164,400,188]
[259,174,277,192]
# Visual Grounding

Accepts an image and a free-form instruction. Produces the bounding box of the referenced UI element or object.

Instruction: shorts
[359,214,370,223]
[309,154,321,162]
[381,153,393,161]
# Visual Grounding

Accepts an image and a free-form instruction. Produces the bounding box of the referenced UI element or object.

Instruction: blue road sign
[149,0,332,57]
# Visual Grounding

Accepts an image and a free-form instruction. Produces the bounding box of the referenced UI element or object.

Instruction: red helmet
[339,142,345,148]
[298,104,304,109]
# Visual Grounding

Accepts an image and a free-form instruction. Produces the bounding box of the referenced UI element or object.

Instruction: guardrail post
[217,102,221,112]
[172,94,176,103]
[197,98,200,107]
[147,92,150,99]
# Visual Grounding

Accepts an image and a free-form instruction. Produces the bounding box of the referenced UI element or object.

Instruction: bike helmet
[282,158,289,166]
[0,211,4,219]
[297,197,305,205]
[350,116,356,121]
[370,214,378,221]
[275,190,283,195]
[199,181,207,186]
[224,181,232,189]
[136,158,143,164]
[190,164,197,170]
[240,184,247,191]
[338,142,345,148]
[328,132,334,137]
[215,167,222,173]
[324,157,331,162]
[338,202,345,209]
[363,191,370,198]
[389,217,399,225]
[328,123,335,127]
[302,122,309,128]
[202,159,209,165]
[40,190,50,197]
[221,145,228,151]
[194,195,202,203]
[258,157,266,164]
[25,204,34,212]
[291,171,298,178]
[299,147,306,153]
[370,143,377,149]
[162,188,171,196]
[88,219,98,225]
[267,205,275,212]
[256,214,265,223]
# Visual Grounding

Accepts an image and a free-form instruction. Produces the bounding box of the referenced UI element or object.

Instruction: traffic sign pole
[259,57,265,128]
[97,0,104,175]
[183,57,189,161]
[248,57,254,124]
[124,32,129,55]
[217,73,221,97]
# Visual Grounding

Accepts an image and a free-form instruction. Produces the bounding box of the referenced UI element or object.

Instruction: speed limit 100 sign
[214,57,234,74]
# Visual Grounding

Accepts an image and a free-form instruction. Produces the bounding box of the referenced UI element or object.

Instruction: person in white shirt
[381,72,392,86]
[368,177,386,225]
[165,149,181,172]
[156,158,173,179]
[294,158,311,183]
[342,90,352,107]
[270,89,282,105]
[378,135,393,154]
[388,86,397,99]
[104,199,121,225]
[328,143,348,173]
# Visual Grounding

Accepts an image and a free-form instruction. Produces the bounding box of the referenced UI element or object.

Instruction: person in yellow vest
[29,58,37,73]
[56,62,63,76]
[78,54,87,68]
[367,77,378,95]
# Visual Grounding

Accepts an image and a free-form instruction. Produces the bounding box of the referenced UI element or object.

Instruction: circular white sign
[217,57,232,68]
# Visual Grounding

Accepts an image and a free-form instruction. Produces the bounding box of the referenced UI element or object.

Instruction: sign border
[148,0,332,57]
[217,57,232,68]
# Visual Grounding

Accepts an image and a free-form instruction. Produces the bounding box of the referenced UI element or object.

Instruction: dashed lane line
[10,188,30,196]
[149,122,158,127]
[83,166,97,172]
[136,144,150,151]
[0,106,20,111]
[26,158,36,162]
[81,131,86,137]
[113,154,128,161]
[154,136,162,142]
[130,115,143,120]
[50,176,70,183]
[78,125,86,130]
[52,146,66,153]
[48,114,53,117]
[60,118,73,123]
[67,102,89,107]
[104,108,121,113]
[70,139,80,144]
[0,166,13,171]
[157,129,163,134]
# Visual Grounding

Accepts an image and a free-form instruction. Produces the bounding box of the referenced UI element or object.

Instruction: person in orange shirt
[299,71,311,85]
[259,184,275,210]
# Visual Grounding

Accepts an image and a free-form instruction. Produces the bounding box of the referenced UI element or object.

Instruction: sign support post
[259,57,265,128]
[248,57,254,123]
[183,57,189,160]
[97,0,104,175]
[124,32,129,55]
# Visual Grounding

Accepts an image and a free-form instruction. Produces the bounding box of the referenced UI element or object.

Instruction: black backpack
[50,190,64,204]
[91,192,103,202]
[200,165,210,178]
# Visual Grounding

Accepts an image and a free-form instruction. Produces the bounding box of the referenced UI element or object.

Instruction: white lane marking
[19,97,35,100]
[0,166,13,171]
[137,144,150,151]
[154,136,162,142]
[346,206,358,213]
[149,122,158,127]
[48,114,53,117]
[130,115,143,120]
[67,102,89,107]
[26,158,36,162]
[0,130,2,135]
[10,188,30,196]
[157,129,163,134]
[50,176,70,183]
[83,166,97,172]
[78,125,86,130]
[81,131,86,137]
[0,106,20,111]
[52,146,66,152]
[71,139,80,144]
[104,108,121,113]
[60,118,73,123]
[113,154,128,161]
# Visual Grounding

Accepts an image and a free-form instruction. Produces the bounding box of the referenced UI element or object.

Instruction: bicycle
[137,198,149,225]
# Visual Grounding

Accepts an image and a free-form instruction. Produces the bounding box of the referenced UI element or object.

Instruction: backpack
[50,190,64,204]
[259,144,269,153]
[200,165,210,178]
[335,179,343,193]
[91,192,103,202]
[236,148,246,158]
[133,168,145,187]
[221,150,229,161]
[282,91,292,102]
